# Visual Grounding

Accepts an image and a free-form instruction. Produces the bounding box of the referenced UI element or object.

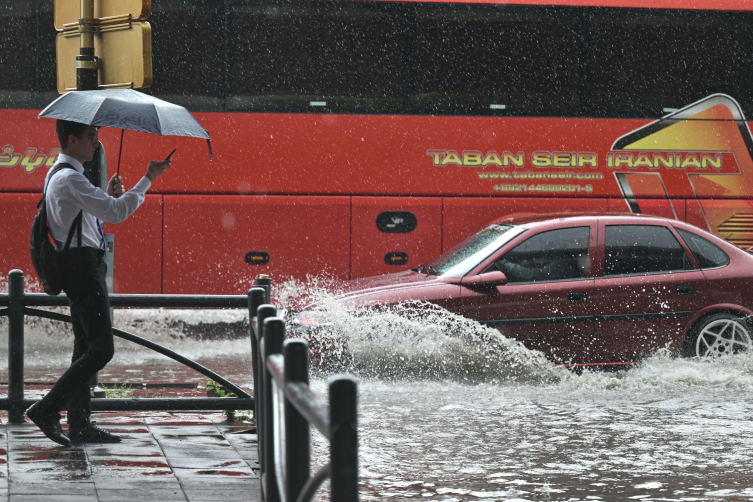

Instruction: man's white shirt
[44,154,151,251]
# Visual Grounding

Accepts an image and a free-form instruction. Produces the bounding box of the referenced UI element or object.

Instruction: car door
[592,221,708,361]
[454,223,596,364]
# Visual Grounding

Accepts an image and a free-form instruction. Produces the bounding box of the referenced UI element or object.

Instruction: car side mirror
[461,271,508,286]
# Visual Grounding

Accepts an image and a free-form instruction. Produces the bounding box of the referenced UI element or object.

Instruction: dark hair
[56,119,88,150]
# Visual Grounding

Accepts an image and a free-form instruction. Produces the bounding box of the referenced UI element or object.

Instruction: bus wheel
[684,313,753,358]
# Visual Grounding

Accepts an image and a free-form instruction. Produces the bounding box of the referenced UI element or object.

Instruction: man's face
[68,126,99,163]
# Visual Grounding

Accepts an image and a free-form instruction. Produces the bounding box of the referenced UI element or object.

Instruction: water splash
[0,307,251,370]
[290,297,567,384]
[571,347,753,392]
[276,277,753,390]
[5,275,753,392]
[274,274,346,312]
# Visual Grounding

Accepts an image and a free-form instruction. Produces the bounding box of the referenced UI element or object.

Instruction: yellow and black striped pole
[76,0,98,91]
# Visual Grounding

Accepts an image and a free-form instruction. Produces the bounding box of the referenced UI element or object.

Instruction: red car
[293,214,753,367]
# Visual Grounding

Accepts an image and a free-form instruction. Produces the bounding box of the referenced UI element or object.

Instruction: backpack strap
[43,162,76,196]
[62,211,84,251]
[43,162,84,250]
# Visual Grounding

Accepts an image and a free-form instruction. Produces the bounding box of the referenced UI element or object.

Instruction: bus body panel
[6,70,753,294]
[4,101,752,200]
[104,193,163,294]
[0,193,163,293]
[161,195,351,294]
[4,98,753,292]
[351,196,442,277]
[0,110,653,196]
[0,193,39,289]
[109,195,164,294]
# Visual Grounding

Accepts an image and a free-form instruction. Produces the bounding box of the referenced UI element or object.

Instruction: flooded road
[3,303,753,501]
[349,358,753,501]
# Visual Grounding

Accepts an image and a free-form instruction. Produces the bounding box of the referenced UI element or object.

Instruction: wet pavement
[0,413,261,502]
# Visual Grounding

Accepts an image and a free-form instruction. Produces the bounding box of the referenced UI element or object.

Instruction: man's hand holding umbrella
[107,174,125,197]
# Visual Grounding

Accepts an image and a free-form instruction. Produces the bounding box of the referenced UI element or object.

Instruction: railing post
[249,288,268,424]
[262,316,285,502]
[256,304,277,501]
[249,287,267,322]
[284,339,310,502]
[330,377,358,502]
[8,270,26,423]
[255,275,272,304]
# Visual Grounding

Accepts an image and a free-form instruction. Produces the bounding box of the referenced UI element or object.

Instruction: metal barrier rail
[249,287,358,502]
[0,269,255,423]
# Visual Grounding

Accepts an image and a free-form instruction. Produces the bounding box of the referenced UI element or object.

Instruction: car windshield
[429,224,525,277]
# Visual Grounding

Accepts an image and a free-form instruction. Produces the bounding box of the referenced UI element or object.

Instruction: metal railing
[0,269,254,422]
[249,286,358,502]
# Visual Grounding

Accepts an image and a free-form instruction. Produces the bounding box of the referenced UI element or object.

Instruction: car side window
[604,225,694,276]
[676,228,730,269]
[488,227,590,283]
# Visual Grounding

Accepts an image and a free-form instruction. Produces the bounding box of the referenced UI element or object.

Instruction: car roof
[489,211,671,228]
[488,212,748,253]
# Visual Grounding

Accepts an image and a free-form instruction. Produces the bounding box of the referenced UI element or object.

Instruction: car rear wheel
[684,313,753,358]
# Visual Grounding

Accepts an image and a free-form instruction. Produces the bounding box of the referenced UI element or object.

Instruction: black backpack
[29,163,83,295]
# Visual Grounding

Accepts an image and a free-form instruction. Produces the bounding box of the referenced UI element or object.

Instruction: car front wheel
[684,313,753,358]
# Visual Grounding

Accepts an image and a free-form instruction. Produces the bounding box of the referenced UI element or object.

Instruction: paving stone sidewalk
[0,413,261,502]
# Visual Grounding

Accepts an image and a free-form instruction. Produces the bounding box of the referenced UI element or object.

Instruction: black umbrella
[39,89,212,174]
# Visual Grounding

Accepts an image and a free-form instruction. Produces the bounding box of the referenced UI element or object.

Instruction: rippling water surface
[3,279,753,501]
[345,359,753,501]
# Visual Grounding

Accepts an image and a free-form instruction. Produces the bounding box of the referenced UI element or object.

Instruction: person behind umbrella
[26,119,171,446]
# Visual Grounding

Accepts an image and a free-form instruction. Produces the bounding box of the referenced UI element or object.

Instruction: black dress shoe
[26,403,71,447]
[68,422,122,444]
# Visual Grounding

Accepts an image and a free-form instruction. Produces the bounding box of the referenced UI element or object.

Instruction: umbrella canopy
[39,89,209,139]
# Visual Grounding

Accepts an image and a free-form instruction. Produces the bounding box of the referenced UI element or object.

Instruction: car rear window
[676,228,730,269]
[604,225,694,276]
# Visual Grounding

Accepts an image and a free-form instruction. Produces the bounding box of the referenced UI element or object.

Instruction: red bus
[2,0,753,294]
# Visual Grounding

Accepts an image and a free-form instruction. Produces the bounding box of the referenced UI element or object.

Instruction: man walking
[26,119,171,446]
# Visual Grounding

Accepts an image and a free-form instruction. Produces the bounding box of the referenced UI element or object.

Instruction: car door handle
[568,292,588,303]
[677,284,695,295]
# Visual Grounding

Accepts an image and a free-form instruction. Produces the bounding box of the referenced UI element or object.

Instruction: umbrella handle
[116,128,124,177]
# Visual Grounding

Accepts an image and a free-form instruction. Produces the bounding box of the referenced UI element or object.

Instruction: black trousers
[38,247,114,426]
